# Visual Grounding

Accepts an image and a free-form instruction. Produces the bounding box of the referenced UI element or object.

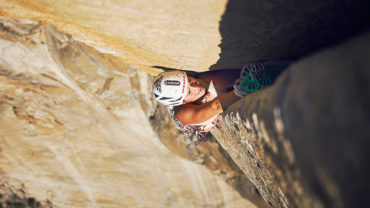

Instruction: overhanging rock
[211,32,370,208]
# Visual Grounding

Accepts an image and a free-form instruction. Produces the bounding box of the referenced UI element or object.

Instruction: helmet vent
[172,97,182,102]
[159,97,171,100]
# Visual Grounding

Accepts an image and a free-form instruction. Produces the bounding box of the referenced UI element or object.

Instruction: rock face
[1,1,370,208]
[0,17,255,208]
[149,104,270,208]
[2,0,369,72]
[211,33,370,208]
[215,0,370,67]
[0,0,227,72]
[0,176,54,208]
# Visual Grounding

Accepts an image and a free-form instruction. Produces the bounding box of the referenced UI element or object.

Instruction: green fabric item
[240,72,272,92]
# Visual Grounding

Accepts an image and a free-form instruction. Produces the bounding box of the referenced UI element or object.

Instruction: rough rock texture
[0,16,256,208]
[211,33,370,208]
[0,176,54,208]
[1,1,370,208]
[149,104,269,208]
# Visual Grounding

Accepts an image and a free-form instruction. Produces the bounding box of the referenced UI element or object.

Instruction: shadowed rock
[214,0,370,68]
[211,32,370,208]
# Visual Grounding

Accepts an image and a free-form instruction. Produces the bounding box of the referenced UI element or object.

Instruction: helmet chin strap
[197,79,220,98]
[207,80,218,97]
[190,80,219,104]
[196,78,208,90]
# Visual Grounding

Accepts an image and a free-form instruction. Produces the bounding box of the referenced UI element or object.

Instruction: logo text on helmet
[154,75,162,93]
[164,80,181,86]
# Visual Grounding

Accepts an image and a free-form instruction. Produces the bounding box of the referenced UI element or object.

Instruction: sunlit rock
[0,0,227,72]
[2,0,369,74]
[2,1,370,207]
[0,177,54,207]
[0,16,256,208]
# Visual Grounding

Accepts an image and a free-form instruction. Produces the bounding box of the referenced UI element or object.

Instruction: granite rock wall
[211,32,370,208]
[0,16,255,208]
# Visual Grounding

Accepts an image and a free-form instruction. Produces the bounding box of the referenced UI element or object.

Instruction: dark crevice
[213,0,370,69]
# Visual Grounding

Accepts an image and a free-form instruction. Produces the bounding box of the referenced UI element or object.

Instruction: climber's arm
[174,91,240,125]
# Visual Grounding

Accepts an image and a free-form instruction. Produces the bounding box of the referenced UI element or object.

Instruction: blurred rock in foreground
[0,16,255,208]
[212,32,370,208]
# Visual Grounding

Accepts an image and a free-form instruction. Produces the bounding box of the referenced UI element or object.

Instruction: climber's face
[183,76,206,104]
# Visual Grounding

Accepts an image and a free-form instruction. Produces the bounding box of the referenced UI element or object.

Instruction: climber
[152,61,291,142]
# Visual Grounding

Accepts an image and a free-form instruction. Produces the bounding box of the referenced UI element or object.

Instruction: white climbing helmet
[152,70,188,106]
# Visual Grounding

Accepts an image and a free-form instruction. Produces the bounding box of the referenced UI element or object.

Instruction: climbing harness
[167,106,211,145]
